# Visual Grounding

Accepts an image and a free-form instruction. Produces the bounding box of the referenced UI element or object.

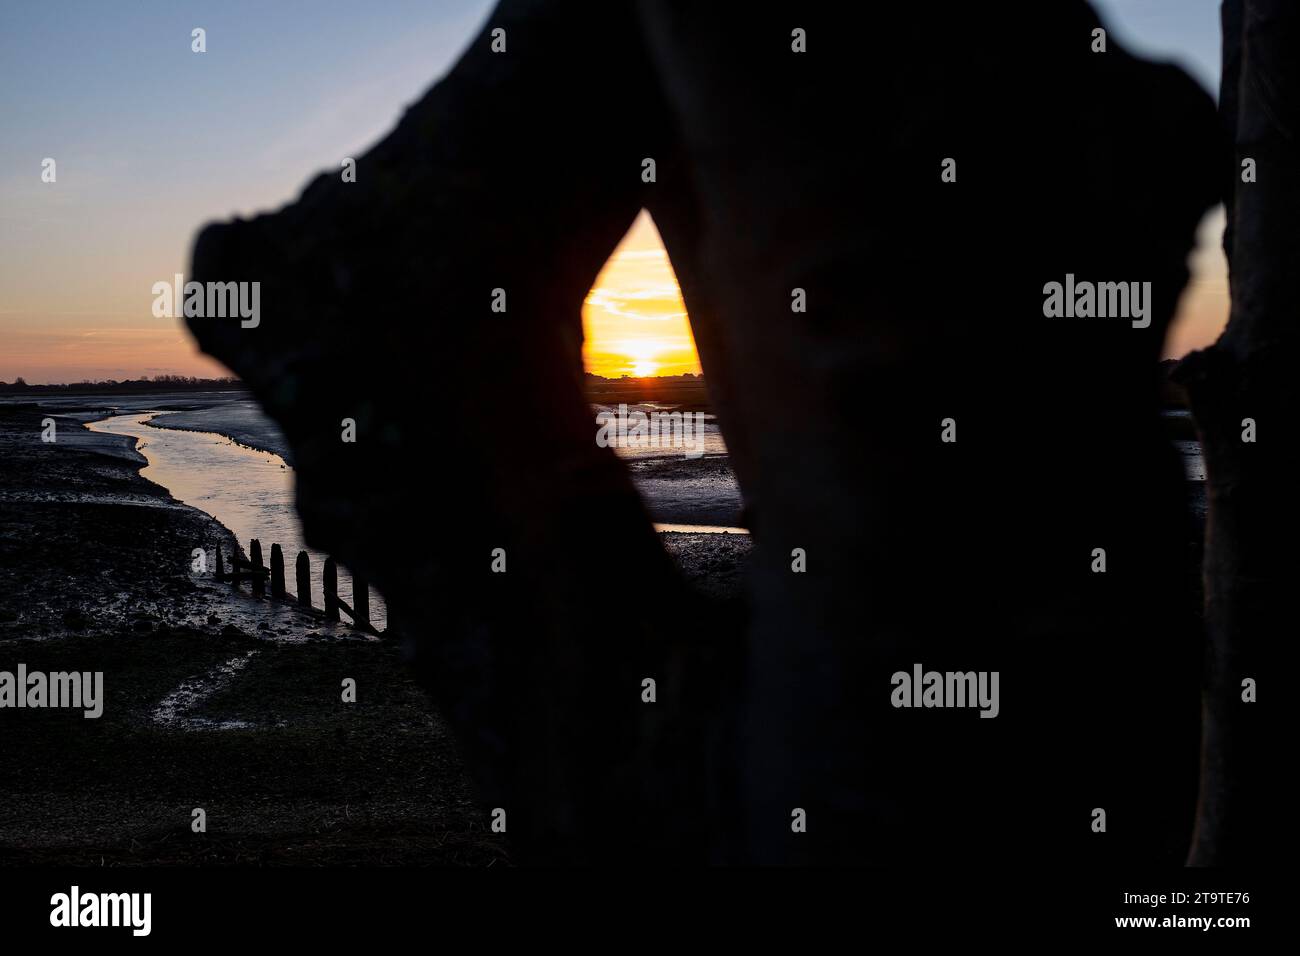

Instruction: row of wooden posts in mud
[214,538,378,636]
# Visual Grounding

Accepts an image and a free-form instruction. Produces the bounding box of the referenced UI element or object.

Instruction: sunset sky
[583,211,698,379]
[1,0,1222,384]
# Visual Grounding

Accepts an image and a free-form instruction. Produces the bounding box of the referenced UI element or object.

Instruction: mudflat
[0,406,504,865]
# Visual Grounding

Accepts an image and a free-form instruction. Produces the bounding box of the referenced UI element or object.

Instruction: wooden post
[296,551,311,607]
[270,543,285,599]
[352,573,369,632]
[323,557,339,621]
[215,547,225,582]
[250,539,265,597]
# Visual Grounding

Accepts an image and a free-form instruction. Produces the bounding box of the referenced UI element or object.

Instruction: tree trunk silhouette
[1174,0,1295,865]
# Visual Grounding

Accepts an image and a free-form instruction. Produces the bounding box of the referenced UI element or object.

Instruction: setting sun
[582,211,701,378]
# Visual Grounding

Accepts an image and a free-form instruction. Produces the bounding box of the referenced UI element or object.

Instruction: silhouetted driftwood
[1173,0,1292,866]
[190,2,1222,865]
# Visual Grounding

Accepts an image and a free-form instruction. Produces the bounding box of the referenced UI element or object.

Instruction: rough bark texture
[1173,0,1295,866]
[190,2,1220,864]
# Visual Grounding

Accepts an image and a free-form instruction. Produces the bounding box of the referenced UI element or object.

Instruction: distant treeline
[0,375,244,396]
[586,364,1189,411]
[584,372,712,411]
[1,365,1185,408]
[1158,359,1190,409]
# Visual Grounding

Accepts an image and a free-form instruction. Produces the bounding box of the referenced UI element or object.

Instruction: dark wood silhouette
[189,2,1229,865]
[1173,0,1291,865]
[249,539,265,598]
[352,573,369,632]
[270,543,286,599]
[296,550,311,607]
[215,540,373,633]
[323,557,339,622]
[220,546,269,604]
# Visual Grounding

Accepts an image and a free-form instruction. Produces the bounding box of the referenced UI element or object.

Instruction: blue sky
[1092,0,1221,98]
[0,0,1226,381]
[0,0,494,381]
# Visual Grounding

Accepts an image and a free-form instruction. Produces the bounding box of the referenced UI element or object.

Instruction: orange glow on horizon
[582,210,701,379]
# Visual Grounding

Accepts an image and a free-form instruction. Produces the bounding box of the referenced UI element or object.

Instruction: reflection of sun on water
[582,210,700,379]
